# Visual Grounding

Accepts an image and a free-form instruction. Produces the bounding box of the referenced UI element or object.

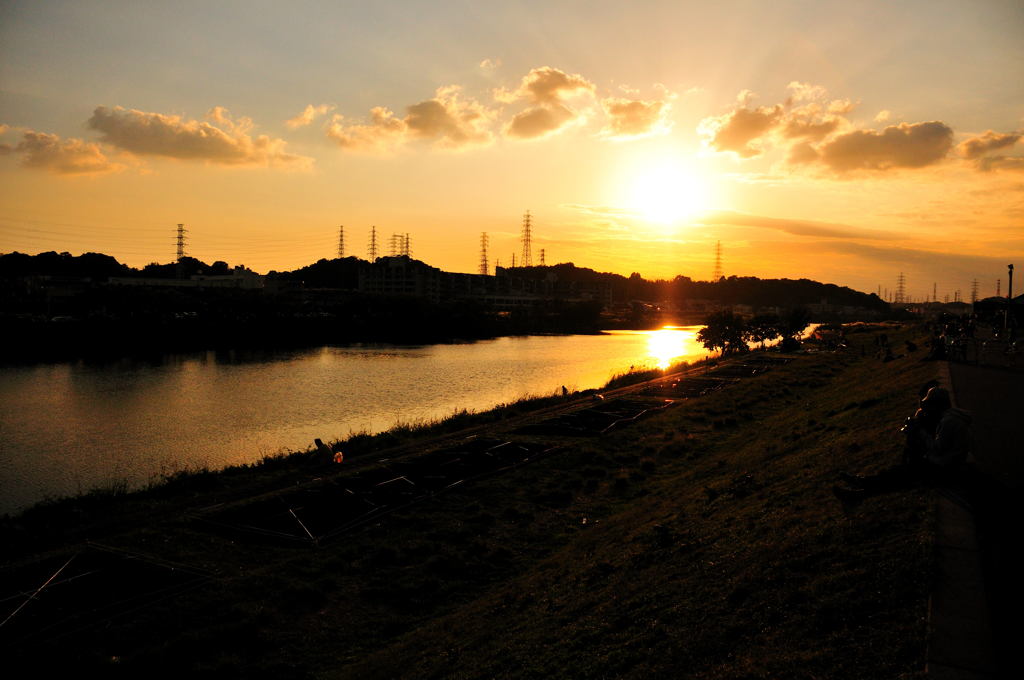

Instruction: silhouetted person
[834,386,971,504]
[314,438,333,462]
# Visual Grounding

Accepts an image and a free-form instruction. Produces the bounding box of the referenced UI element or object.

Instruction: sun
[628,161,711,226]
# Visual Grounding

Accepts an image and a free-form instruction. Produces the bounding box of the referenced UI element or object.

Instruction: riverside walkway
[946,352,1023,677]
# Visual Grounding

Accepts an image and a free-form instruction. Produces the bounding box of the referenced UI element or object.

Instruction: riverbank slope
[2,324,938,678]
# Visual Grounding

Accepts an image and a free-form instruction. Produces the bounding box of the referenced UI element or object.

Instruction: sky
[1,0,1022,301]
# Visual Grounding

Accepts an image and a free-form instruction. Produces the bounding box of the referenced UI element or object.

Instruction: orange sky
[1,1,1022,300]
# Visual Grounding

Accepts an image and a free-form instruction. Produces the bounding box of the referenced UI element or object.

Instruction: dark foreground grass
[3,324,938,679]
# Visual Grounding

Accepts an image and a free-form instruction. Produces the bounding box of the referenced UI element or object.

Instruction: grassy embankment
[2,356,669,551]
[5,323,938,678]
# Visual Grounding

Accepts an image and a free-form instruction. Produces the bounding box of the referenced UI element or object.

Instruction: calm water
[0,327,708,515]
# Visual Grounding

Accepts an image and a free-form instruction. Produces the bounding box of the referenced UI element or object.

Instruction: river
[0,327,712,515]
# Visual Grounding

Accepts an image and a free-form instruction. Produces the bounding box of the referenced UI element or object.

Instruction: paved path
[947,359,1024,676]
[950,361,1024,487]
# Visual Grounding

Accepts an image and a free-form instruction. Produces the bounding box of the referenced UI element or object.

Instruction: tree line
[697,308,814,355]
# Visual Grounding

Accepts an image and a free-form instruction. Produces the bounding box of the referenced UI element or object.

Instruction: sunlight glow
[628,161,711,225]
[646,326,700,369]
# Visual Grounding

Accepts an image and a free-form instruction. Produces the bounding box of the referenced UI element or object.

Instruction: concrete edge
[926,362,997,678]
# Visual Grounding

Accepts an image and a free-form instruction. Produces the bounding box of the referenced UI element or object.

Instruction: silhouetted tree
[779,307,812,339]
[697,310,750,356]
[748,313,781,348]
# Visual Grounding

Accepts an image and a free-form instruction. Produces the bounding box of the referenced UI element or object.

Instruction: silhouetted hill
[510,263,887,311]
[0,251,131,280]
[269,256,362,289]
[2,251,885,312]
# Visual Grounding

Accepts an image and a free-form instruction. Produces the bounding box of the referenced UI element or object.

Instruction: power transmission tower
[511,253,516,268]
[933,282,937,302]
[712,241,723,281]
[337,226,345,258]
[175,223,188,261]
[479,233,489,275]
[389,233,401,256]
[997,279,1001,297]
[895,272,906,304]
[403,233,411,258]
[539,248,546,266]
[520,210,533,267]
[971,279,979,303]
[368,226,378,262]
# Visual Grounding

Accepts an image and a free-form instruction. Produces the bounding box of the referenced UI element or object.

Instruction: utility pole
[175,223,188,279]
[176,223,188,261]
[479,233,489,275]
[997,279,1001,297]
[933,282,937,303]
[520,210,533,267]
[337,226,345,258]
[1006,264,1015,332]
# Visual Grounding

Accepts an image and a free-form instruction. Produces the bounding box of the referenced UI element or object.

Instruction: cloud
[327,86,494,151]
[949,130,1024,172]
[874,110,892,122]
[501,67,595,140]
[698,104,783,157]
[697,210,895,240]
[600,96,671,139]
[516,66,594,104]
[781,116,840,141]
[700,82,860,159]
[979,155,1024,172]
[0,128,121,175]
[701,84,966,176]
[563,203,637,218]
[506,103,577,139]
[479,58,501,71]
[958,129,1021,159]
[326,107,404,151]
[404,86,494,148]
[811,121,954,172]
[87,105,311,168]
[826,240,1012,273]
[285,104,333,129]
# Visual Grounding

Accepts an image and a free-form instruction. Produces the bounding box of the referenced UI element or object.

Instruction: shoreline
[1,347,701,521]
[2,321,939,677]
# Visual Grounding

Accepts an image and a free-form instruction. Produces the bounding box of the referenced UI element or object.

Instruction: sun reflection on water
[646,325,700,369]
